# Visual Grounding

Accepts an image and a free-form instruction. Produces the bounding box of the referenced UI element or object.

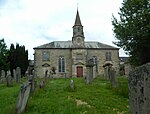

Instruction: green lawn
[0,82,20,114]
[0,77,129,114]
[25,77,129,114]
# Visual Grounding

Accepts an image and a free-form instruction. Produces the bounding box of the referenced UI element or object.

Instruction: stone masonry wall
[87,49,119,75]
[34,48,119,78]
[34,49,72,78]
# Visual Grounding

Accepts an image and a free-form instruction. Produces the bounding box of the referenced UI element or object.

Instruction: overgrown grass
[25,77,129,114]
[0,82,20,114]
[106,76,129,98]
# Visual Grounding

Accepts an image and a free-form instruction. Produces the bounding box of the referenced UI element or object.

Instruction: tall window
[105,52,111,61]
[58,56,65,72]
[42,51,50,61]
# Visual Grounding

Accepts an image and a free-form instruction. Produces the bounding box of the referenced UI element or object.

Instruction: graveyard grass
[0,82,20,114]
[25,76,129,114]
[0,76,129,114]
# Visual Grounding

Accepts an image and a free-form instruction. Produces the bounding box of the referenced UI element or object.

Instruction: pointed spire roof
[74,10,82,26]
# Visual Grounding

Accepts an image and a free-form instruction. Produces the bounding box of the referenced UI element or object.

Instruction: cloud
[0,0,127,59]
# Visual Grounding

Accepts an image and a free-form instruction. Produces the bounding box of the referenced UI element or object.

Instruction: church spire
[74,9,82,26]
[72,9,85,48]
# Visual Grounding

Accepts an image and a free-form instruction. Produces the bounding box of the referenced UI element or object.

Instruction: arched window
[58,56,65,72]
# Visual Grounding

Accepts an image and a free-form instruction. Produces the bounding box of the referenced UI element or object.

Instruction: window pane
[58,58,61,72]
[43,52,49,61]
[62,58,65,72]
[58,56,65,72]
[105,52,111,61]
[109,52,112,61]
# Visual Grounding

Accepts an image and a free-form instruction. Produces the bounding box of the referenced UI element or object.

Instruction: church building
[33,10,119,78]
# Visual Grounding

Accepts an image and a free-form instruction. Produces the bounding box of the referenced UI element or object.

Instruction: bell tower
[72,10,85,48]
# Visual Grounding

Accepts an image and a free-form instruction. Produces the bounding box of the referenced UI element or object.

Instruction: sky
[0,0,127,59]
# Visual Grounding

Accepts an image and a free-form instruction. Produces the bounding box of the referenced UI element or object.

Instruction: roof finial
[77,3,79,10]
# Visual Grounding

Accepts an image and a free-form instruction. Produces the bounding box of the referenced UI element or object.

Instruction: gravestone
[6,70,13,87]
[86,67,91,84]
[25,70,29,78]
[128,63,150,114]
[30,70,36,93]
[104,66,109,80]
[93,66,97,79]
[1,70,6,83]
[16,67,21,83]
[13,69,16,81]
[70,80,75,90]
[15,80,31,114]
[86,59,94,84]
[110,69,117,87]
[103,63,113,80]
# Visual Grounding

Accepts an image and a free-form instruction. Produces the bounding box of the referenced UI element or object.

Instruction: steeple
[72,9,85,48]
[74,10,82,26]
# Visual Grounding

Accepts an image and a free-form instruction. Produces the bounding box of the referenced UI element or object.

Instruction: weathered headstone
[6,70,13,87]
[86,67,91,84]
[25,70,28,76]
[93,66,97,79]
[86,59,94,84]
[13,69,16,81]
[15,81,31,114]
[104,66,109,80]
[103,63,113,80]
[0,70,6,83]
[110,69,117,87]
[128,63,150,114]
[30,70,36,93]
[16,67,21,83]
[70,80,75,90]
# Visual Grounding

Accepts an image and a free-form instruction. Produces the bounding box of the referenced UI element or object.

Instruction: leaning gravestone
[13,69,16,81]
[16,67,21,83]
[15,80,31,114]
[6,70,13,87]
[128,63,150,114]
[1,70,6,83]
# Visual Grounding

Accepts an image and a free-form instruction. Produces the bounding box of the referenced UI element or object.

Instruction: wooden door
[77,66,83,77]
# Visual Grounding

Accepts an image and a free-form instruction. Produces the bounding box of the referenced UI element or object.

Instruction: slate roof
[74,10,82,26]
[34,41,118,49]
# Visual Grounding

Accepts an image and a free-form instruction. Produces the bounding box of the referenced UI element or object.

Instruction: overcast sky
[0,0,127,59]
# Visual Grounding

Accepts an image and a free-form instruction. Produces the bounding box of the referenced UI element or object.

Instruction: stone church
[33,10,119,78]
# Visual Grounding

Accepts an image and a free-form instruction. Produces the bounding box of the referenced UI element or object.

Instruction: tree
[0,38,9,71]
[8,43,29,76]
[112,0,150,66]
[9,44,16,74]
